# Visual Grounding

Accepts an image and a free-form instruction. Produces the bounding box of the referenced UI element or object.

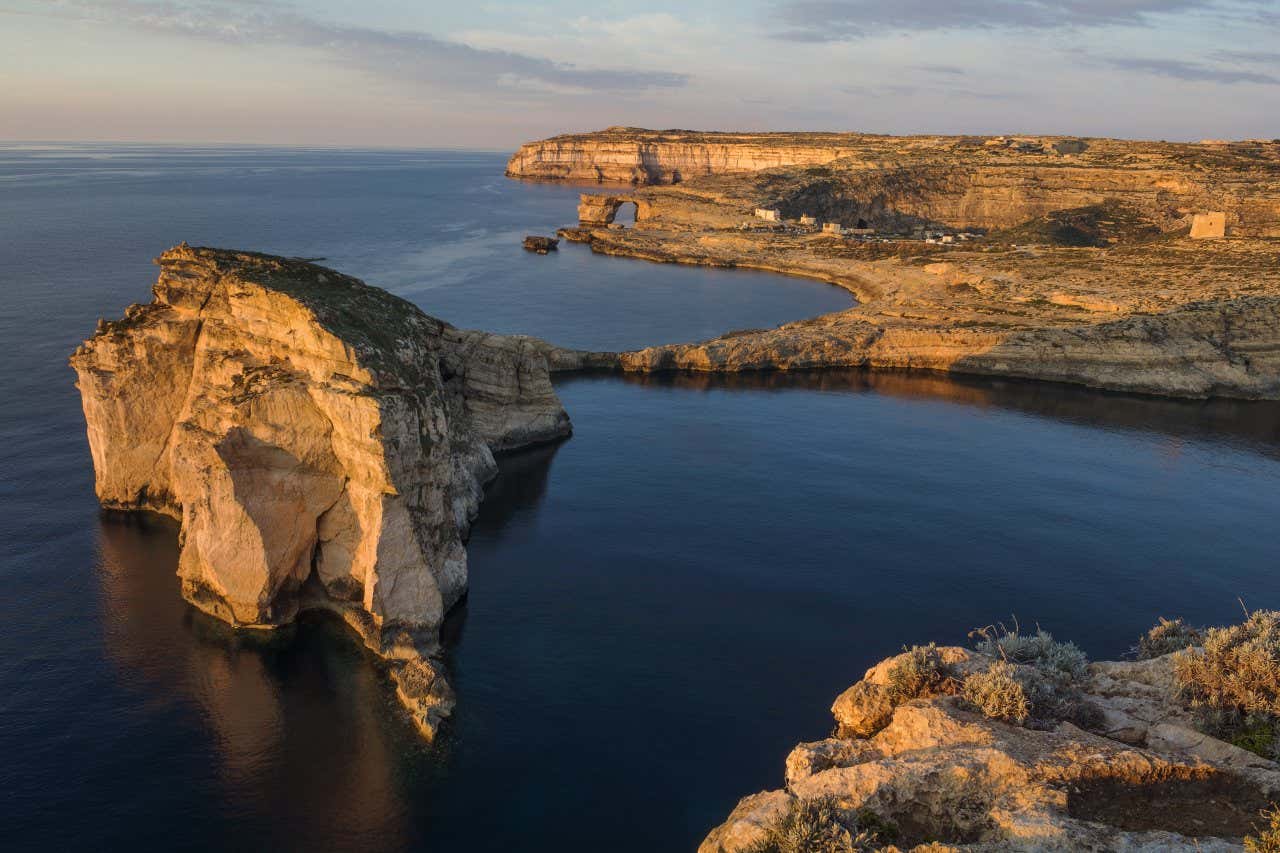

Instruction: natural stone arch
[614,201,639,227]
[578,194,652,227]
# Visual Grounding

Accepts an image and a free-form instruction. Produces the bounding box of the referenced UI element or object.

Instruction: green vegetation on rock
[1175,610,1280,760]
[745,797,896,853]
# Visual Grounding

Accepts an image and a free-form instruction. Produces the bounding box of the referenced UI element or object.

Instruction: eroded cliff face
[506,127,868,185]
[71,244,571,736]
[510,129,1280,237]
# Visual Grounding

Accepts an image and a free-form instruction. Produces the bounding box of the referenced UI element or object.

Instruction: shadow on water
[439,440,565,652]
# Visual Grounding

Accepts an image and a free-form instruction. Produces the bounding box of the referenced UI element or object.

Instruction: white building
[822,223,844,235]
[754,208,782,222]
[1190,211,1226,239]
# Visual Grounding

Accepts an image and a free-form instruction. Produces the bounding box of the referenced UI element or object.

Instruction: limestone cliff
[509,129,1280,239]
[507,127,869,185]
[70,244,571,736]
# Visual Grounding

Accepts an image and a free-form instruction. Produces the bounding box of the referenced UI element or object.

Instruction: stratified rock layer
[702,647,1280,852]
[71,245,571,736]
[509,129,1280,238]
[507,127,868,185]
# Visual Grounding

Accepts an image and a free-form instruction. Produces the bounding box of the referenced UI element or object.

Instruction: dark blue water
[2,146,1279,853]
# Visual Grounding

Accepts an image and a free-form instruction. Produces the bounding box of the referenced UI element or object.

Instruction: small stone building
[822,223,844,235]
[755,208,782,222]
[800,215,817,226]
[1190,212,1227,239]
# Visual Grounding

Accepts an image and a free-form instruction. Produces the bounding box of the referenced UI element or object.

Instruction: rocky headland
[513,127,1280,399]
[701,619,1280,852]
[70,244,572,737]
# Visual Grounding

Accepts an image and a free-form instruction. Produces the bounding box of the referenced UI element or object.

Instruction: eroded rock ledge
[71,244,572,737]
[702,644,1280,852]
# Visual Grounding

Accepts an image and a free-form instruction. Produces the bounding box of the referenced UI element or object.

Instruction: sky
[1,0,1278,148]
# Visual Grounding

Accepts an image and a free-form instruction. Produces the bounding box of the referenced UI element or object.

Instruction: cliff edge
[70,244,572,737]
[703,633,1280,852]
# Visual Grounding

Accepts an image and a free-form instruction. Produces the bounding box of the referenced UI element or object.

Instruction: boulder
[523,235,559,254]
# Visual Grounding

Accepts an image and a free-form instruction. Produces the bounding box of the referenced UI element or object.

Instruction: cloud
[45,0,689,94]
[771,0,1250,42]
[839,83,1020,101]
[1210,49,1280,64]
[1105,55,1279,83]
[913,64,967,76]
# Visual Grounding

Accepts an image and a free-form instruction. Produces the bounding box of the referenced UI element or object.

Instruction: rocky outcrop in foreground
[71,245,572,737]
[702,643,1280,852]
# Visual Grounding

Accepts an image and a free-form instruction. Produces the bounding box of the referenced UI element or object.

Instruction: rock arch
[578,194,652,227]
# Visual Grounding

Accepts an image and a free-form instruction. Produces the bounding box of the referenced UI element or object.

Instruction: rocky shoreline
[519,127,1280,400]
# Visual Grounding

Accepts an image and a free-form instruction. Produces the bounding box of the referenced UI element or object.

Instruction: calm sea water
[2,146,1279,852]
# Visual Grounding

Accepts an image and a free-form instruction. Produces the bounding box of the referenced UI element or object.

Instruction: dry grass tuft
[1137,617,1202,659]
[1175,609,1280,760]
[1247,805,1280,853]
[744,797,896,853]
[963,661,1030,723]
[886,643,958,704]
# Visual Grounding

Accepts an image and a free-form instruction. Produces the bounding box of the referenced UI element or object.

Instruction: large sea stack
[70,244,572,736]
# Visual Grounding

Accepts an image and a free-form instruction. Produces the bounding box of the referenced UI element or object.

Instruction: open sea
[2,145,1278,852]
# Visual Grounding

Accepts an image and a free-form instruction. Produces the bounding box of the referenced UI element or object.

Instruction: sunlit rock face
[507,127,865,185]
[71,244,571,735]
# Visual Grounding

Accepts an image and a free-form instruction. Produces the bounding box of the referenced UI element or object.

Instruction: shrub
[965,623,1107,729]
[1175,610,1280,760]
[974,626,1088,684]
[1137,617,1202,659]
[745,797,895,853]
[1175,610,1280,716]
[963,661,1030,723]
[1228,715,1280,760]
[1052,695,1107,731]
[1016,667,1106,730]
[1246,805,1280,853]
[886,643,956,704]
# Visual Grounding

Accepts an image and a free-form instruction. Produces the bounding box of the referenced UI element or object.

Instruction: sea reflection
[579,368,1280,456]
[95,513,418,851]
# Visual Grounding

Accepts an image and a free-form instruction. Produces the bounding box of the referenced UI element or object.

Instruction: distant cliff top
[508,127,1280,186]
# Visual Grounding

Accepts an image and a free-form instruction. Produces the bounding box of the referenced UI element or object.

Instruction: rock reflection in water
[96,513,417,851]
[591,368,1280,456]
